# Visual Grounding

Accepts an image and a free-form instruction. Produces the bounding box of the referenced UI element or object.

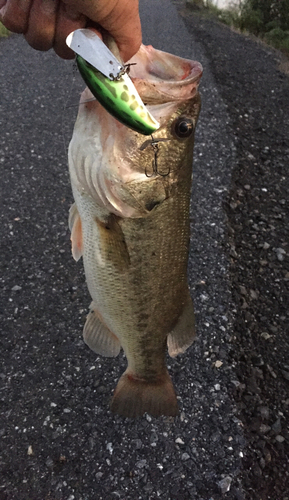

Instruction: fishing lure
[66,29,160,136]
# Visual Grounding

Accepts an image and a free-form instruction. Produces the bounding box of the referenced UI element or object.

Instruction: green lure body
[76,55,159,136]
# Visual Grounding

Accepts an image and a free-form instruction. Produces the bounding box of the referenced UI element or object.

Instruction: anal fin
[167,292,196,358]
[111,370,179,418]
[83,303,121,357]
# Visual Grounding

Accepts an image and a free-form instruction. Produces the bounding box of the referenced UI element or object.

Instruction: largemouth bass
[68,44,202,418]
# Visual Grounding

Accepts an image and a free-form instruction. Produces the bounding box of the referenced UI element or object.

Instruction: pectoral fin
[69,203,83,262]
[95,214,130,273]
[83,303,121,357]
[167,293,196,357]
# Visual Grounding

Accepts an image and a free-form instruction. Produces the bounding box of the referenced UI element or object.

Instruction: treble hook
[142,135,171,177]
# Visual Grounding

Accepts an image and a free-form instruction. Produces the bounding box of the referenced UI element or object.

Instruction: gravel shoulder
[176,3,289,499]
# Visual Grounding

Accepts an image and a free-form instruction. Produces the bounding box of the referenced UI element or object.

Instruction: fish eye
[173,117,194,138]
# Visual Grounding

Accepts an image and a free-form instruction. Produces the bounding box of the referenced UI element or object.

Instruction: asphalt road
[2,0,284,499]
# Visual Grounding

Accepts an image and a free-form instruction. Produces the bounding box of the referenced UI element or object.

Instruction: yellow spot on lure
[66,29,160,136]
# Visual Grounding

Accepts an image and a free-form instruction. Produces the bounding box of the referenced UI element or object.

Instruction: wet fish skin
[68,45,202,418]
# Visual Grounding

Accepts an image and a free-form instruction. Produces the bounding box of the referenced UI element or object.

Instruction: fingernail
[0,1,7,16]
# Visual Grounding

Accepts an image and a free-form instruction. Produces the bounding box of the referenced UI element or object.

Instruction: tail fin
[110,370,179,418]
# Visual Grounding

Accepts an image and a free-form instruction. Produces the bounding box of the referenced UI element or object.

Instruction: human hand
[0,0,141,61]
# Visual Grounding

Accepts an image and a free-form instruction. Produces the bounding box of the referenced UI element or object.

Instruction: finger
[0,0,33,33]
[103,1,142,62]
[62,0,142,62]
[24,0,59,51]
[95,0,142,62]
[53,3,86,59]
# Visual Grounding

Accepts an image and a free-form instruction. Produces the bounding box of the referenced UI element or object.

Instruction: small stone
[180,411,186,421]
[27,445,33,456]
[252,354,264,367]
[143,483,154,493]
[214,384,221,391]
[276,435,285,443]
[215,360,223,368]
[282,370,289,381]
[276,248,286,261]
[244,184,250,190]
[267,364,277,378]
[133,439,142,449]
[11,285,22,291]
[263,242,270,250]
[276,247,286,255]
[95,472,103,479]
[175,437,185,445]
[218,476,232,493]
[253,464,262,477]
[258,406,270,420]
[106,442,113,455]
[259,424,271,434]
[136,459,147,468]
[260,332,271,340]
[272,418,282,434]
[46,457,54,468]
[250,289,258,300]
[181,453,190,461]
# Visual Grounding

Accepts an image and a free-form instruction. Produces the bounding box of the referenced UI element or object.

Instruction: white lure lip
[66,29,123,80]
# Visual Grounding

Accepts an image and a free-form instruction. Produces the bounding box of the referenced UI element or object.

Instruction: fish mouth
[128,44,203,105]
